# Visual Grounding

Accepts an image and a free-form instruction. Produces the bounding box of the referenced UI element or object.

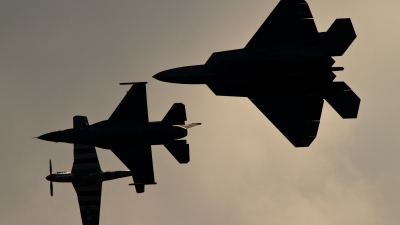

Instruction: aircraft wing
[109,82,149,123]
[245,0,319,50]
[71,144,102,175]
[112,145,155,193]
[72,181,102,225]
[250,95,323,147]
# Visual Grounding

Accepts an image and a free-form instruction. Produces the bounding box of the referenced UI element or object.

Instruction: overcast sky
[1,0,399,224]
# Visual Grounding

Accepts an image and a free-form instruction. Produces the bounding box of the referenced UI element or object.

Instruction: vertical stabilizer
[324,82,360,119]
[162,103,187,125]
[317,18,356,56]
[164,140,190,164]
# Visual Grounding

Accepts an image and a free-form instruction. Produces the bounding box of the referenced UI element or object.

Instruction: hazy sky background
[1,0,399,224]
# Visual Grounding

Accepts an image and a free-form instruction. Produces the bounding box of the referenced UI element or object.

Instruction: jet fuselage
[153,48,344,98]
[39,121,187,150]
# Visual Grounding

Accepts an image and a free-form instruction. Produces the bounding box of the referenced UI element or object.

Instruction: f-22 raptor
[39,82,200,193]
[154,0,360,147]
[46,118,131,225]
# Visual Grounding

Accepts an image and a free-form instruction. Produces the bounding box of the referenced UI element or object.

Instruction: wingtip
[119,82,148,85]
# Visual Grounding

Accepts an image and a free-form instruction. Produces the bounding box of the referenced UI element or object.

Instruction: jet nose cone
[153,65,212,84]
[37,129,78,143]
[38,131,62,143]
[153,70,175,83]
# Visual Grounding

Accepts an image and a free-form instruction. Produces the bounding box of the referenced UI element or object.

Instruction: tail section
[163,104,200,163]
[164,140,190,164]
[324,82,360,119]
[162,103,187,125]
[317,18,356,56]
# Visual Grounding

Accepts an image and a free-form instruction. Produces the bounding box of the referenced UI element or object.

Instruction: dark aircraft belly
[79,127,187,149]
[206,71,336,98]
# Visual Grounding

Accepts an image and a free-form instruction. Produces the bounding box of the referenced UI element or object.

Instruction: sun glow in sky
[0,0,399,224]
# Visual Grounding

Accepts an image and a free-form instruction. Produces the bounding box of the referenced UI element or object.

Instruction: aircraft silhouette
[39,82,200,193]
[46,119,131,225]
[154,0,360,147]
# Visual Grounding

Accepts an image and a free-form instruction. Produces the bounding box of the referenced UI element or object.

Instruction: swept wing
[72,182,102,225]
[250,95,323,147]
[71,142,102,225]
[112,145,155,193]
[108,82,156,193]
[245,0,319,50]
[71,144,102,175]
[109,82,149,123]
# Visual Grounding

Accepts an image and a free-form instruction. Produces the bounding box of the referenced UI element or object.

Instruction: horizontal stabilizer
[164,140,190,164]
[318,18,356,56]
[324,82,360,118]
[162,103,187,125]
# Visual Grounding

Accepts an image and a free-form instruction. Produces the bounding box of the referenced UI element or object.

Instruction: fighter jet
[153,0,360,147]
[39,82,200,193]
[46,125,131,225]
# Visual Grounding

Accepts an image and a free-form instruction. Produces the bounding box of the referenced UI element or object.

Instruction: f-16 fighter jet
[39,82,200,193]
[153,0,360,147]
[46,129,131,225]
